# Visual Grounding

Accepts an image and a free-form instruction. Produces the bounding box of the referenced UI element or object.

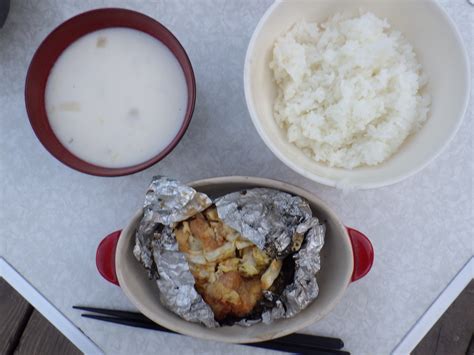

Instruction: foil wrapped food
[133,176,212,277]
[133,176,325,327]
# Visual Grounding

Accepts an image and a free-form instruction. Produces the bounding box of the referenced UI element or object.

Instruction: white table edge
[0,257,103,355]
[391,256,474,355]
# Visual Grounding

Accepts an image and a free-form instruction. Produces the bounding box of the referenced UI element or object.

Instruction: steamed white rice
[270,12,430,169]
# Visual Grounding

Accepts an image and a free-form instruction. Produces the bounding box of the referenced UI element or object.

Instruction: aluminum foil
[152,226,218,327]
[214,188,317,258]
[133,176,325,327]
[261,222,326,322]
[133,176,212,275]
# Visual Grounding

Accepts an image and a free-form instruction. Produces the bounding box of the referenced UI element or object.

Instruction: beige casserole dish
[96,176,374,343]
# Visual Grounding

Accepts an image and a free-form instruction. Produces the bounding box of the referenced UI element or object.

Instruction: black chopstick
[273,333,344,350]
[75,306,349,354]
[81,314,174,333]
[249,341,349,355]
[73,306,153,323]
[81,315,348,355]
[74,306,343,349]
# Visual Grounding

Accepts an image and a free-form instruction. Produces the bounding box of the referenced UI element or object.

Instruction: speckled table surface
[0,1,472,354]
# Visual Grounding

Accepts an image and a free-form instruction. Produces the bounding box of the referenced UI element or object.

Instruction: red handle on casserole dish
[97,227,373,285]
[347,227,374,282]
[96,230,121,286]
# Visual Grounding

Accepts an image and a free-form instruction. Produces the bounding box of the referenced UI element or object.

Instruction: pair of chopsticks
[73,306,350,354]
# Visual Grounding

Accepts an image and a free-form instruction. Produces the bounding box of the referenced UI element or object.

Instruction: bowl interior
[25,8,196,176]
[116,176,353,343]
[245,0,470,188]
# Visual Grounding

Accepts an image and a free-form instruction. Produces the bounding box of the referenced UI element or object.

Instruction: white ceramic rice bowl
[244,0,470,189]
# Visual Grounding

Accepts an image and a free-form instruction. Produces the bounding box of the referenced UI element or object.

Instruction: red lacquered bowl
[25,8,196,176]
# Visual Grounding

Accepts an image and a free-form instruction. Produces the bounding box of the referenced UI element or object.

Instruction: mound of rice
[270,12,430,169]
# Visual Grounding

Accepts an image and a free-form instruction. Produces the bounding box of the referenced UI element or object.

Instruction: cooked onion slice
[186,251,207,265]
[261,259,283,290]
[235,239,253,250]
[204,242,235,262]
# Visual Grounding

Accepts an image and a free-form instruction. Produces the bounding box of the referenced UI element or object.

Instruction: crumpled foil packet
[133,176,212,276]
[133,176,325,327]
